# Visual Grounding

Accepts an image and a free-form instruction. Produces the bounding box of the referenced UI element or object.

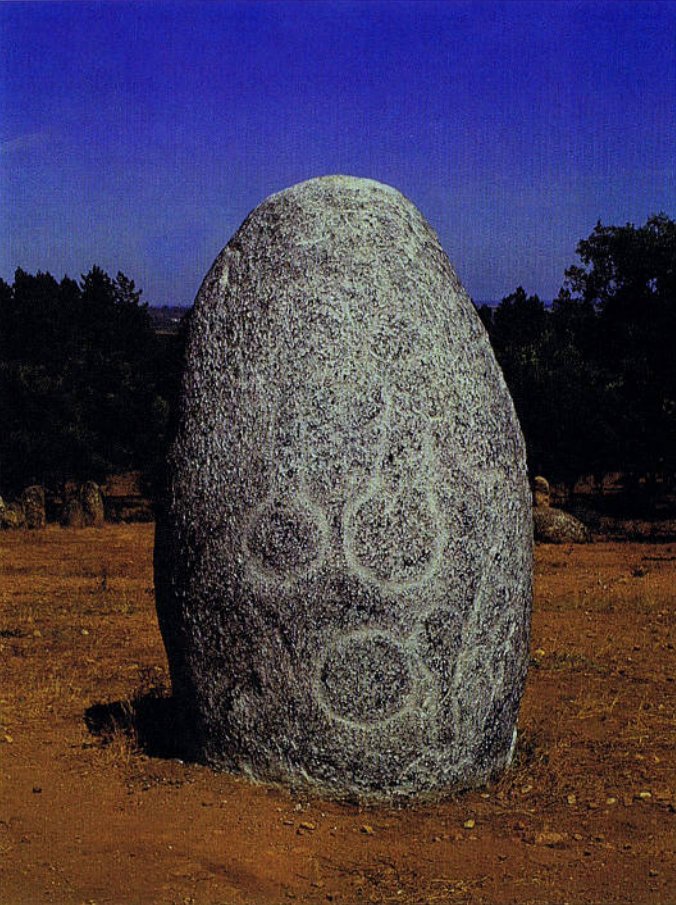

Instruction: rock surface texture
[155,176,533,800]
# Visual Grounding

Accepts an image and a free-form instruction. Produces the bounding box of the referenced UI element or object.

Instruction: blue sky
[1,1,674,305]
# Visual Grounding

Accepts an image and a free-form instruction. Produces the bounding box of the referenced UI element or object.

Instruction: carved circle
[343,486,446,590]
[244,494,328,582]
[317,631,415,725]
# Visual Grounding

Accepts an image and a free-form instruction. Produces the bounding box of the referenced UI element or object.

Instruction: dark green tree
[482,214,675,496]
[0,266,179,496]
[558,214,676,482]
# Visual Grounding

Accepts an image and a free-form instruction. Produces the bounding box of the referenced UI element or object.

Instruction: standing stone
[0,501,25,530]
[21,485,46,529]
[80,481,105,527]
[155,176,532,800]
[533,475,550,508]
[61,498,86,528]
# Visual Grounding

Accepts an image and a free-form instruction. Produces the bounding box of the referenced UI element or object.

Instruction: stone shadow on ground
[84,689,188,761]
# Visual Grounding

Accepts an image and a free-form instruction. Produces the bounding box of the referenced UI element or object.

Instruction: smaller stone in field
[534,831,565,846]
[533,476,550,508]
[533,507,591,543]
[0,501,25,529]
[80,481,105,527]
[21,486,46,529]
[61,498,86,528]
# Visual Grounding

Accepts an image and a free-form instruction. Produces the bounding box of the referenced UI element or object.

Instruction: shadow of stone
[84,691,188,761]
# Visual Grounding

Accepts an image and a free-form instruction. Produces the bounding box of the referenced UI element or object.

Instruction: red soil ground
[0,525,674,904]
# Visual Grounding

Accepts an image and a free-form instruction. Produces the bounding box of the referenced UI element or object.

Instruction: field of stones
[0,524,673,905]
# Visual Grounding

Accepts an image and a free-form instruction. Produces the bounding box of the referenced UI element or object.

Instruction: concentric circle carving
[316,630,416,726]
[244,493,328,582]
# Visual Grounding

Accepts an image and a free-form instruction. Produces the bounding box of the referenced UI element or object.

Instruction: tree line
[0,266,183,496]
[0,213,673,503]
[479,213,675,493]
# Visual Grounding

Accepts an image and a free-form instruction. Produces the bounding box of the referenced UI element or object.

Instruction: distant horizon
[2,1,674,306]
[1,258,557,309]
[145,296,554,310]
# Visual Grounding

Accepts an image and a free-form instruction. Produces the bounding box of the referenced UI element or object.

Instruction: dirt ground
[0,525,673,905]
